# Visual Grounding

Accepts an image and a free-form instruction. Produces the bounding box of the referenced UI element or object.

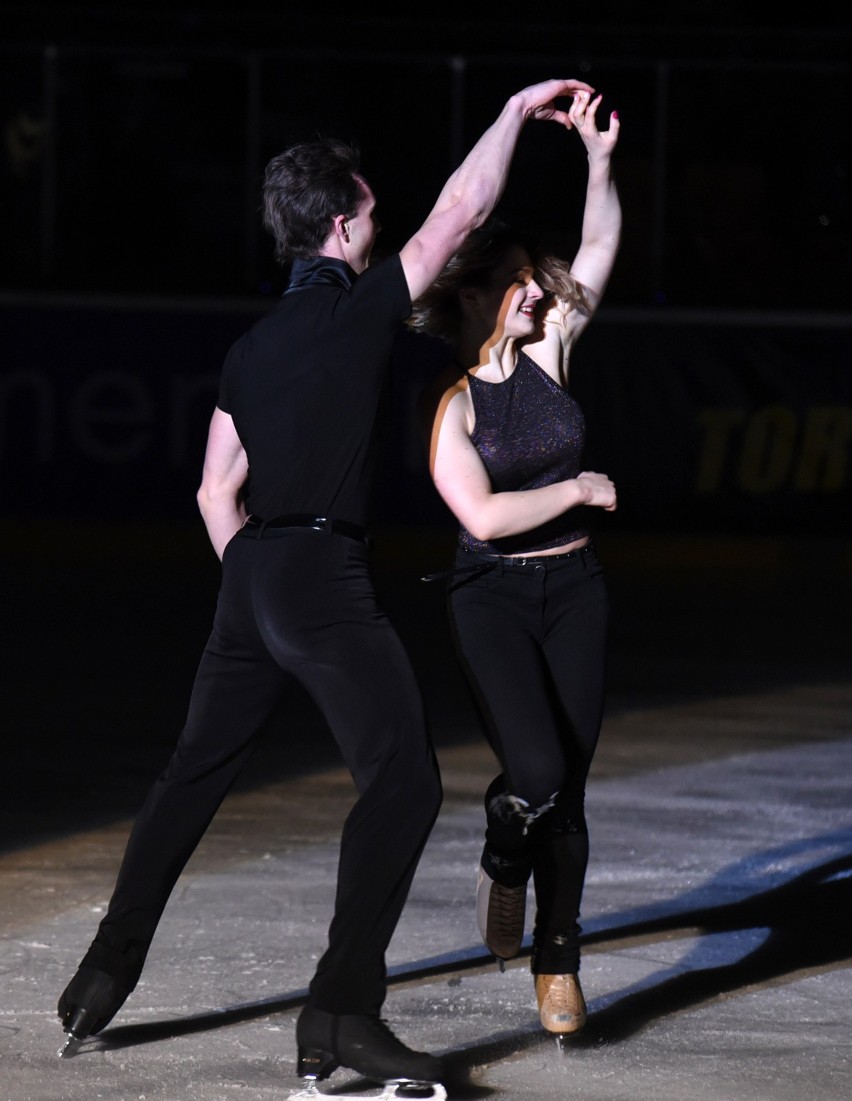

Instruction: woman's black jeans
[448,542,609,973]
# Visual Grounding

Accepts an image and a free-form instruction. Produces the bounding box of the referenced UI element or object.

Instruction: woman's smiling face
[477,245,544,340]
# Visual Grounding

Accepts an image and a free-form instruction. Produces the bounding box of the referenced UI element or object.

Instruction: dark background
[0,4,850,848]
[3,4,850,307]
[2,2,851,537]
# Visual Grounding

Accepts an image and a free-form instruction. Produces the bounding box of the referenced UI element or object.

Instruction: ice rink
[2,523,850,1100]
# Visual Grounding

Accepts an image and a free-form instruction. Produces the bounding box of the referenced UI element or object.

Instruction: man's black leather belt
[244,514,369,543]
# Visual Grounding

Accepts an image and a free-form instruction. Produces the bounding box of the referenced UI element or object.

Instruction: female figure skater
[410,88,620,1035]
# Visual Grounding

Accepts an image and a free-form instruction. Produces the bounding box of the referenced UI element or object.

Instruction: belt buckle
[313,516,332,534]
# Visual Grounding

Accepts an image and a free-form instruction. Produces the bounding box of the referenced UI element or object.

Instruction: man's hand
[517,78,596,129]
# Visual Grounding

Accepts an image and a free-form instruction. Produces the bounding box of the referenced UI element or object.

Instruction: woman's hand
[568,90,620,159]
[576,470,617,511]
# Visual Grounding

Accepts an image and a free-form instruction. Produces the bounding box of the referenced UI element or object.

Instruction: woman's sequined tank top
[458,350,589,555]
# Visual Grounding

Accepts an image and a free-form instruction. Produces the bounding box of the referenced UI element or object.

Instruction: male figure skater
[57,76,593,1090]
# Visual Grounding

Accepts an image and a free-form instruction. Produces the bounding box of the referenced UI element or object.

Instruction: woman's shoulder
[417,363,469,427]
[424,360,467,397]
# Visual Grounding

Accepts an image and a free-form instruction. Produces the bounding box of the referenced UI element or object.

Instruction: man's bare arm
[197,408,249,560]
[399,77,594,301]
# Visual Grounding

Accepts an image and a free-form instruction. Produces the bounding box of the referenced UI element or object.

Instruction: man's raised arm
[399,77,594,301]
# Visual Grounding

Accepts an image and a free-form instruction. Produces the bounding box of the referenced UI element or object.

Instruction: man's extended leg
[58,536,290,1043]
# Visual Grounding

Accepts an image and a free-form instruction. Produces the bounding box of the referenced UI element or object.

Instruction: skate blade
[57,1033,82,1059]
[288,1084,447,1100]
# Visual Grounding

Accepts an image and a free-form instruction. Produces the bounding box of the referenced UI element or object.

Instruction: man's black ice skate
[57,966,130,1057]
[294,1006,445,1095]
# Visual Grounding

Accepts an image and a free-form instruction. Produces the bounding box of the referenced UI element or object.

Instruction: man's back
[219,254,409,525]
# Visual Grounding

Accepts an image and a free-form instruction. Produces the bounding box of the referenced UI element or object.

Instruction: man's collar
[286,256,357,293]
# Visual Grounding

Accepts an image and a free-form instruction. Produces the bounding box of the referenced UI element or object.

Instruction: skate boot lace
[543,975,581,1014]
[535,972,587,1035]
[491,882,526,939]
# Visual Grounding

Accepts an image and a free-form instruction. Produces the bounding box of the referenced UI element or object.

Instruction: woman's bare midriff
[500,534,590,559]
